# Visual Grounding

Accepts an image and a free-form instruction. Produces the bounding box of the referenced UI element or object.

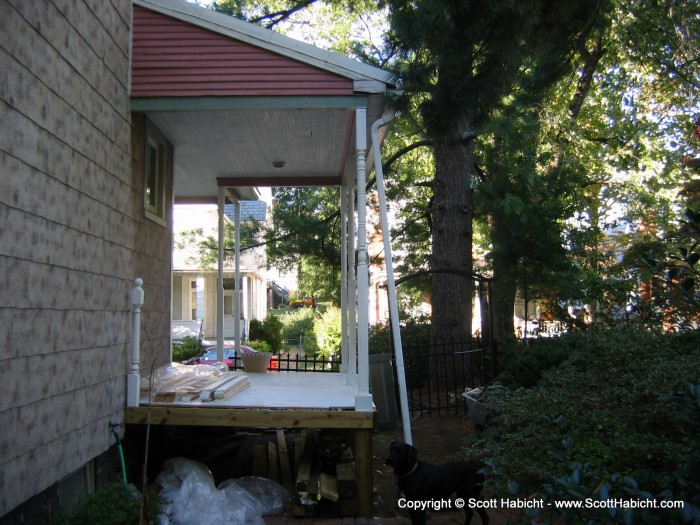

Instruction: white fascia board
[353,80,391,94]
[134,0,397,90]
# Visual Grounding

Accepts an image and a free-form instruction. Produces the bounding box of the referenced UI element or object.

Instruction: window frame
[144,120,169,226]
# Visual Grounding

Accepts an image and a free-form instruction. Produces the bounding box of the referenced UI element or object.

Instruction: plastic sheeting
[156,457,288,525]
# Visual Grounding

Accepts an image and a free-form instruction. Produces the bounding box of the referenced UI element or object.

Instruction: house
[171,202,270,341]
[0,0,396,521]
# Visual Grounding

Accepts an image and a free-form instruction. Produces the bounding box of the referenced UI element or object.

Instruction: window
[191,280,197,320]
[144,120,170,226]
[221,277,245,318]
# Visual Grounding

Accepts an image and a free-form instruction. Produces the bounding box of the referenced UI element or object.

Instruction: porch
[126,1,399,518]
[124,371,374,516]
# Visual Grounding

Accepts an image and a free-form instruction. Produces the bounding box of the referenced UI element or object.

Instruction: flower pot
[241,352,272,373]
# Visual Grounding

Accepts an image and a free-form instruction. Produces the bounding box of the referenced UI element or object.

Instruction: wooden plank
[295,431,315,493]
[319,472,338,502]
[267,440,279,483]
[213,376,250,400]
[124,407,374,429]
[292,429,309,476]
[354,429,373,518]
[291,436,301,475]
[336,462,356,499]
[200,375,245,401]
[276,430,293,491]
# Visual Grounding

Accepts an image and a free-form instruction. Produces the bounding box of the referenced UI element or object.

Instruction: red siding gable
[131,7,354,97]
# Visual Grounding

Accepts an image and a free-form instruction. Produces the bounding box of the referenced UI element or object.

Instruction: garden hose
[110,422,128,485]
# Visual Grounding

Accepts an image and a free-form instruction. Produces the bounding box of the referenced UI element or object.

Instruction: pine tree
[384,0,612,344]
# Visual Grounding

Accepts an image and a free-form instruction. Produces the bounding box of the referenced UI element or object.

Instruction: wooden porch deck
[124,371,375,517]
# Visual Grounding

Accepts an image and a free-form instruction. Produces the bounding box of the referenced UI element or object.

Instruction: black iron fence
[229,351,341,373]
[228,339,488,416]
[393,339,487,417]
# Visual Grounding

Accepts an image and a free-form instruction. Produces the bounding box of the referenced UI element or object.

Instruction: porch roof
[131,0,398,202]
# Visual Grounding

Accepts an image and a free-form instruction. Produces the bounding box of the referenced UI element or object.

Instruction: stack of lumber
[291,430,357,518]
[152,373,250,403]
[201,375,250,402]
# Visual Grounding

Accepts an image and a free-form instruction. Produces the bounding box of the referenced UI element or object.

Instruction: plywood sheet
[141,372,360,410]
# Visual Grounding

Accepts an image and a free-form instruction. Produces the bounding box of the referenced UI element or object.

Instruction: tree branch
[569,33,605,119]
[237,139,434,252]
[250,0,318,28]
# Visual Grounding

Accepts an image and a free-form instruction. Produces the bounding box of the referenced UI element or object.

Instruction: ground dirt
[371,413,515,524]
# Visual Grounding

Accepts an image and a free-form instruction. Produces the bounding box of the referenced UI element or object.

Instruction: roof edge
[133,0,397,90]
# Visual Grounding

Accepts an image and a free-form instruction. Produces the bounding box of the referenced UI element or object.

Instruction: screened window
[144,120,169,226]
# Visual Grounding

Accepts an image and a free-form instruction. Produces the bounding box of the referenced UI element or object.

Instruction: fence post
[126,278,144,407]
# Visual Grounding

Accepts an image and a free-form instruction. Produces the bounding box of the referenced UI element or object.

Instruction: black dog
[386,440,489,525]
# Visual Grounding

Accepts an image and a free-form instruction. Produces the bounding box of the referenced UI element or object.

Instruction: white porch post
[348,180,357,380]
[126,277,144,407]
[347,170,357,381]
[355,108,372,411]
[340,185,349,374]
[216,186,225,361]
[234,199,242,352]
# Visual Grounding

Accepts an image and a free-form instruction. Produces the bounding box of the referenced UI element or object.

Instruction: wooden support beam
[124,407,373,429]
[267,440,279,483]
[277,430,293,491]
[354,428,373,518]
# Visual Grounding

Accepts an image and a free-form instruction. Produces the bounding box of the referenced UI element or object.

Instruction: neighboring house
[1,0,395,521]
[172,203,269,341]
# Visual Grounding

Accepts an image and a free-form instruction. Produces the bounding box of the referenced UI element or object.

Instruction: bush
[248,315,282,354]
[280,308,317,343]
[249,319,264,341]
[313,307,342,359]
[172,336,202,363]
[262,315,283,353]
[369,322,392,355]
[249,316,283,354]
[245,339,271,353]
[497,337,576,388]
[56,482,161,525]
[461,329,700,512]
[368,318,432,356]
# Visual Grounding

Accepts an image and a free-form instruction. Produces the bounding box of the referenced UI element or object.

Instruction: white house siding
[199,273,266,339]
[172,203,270,340]
[0,1,172,519]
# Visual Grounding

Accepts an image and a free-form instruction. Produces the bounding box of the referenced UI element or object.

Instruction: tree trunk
[491,255,518,348]
[430,122,475,346]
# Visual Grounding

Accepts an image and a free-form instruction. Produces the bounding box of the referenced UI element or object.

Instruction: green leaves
[462,329,700,516]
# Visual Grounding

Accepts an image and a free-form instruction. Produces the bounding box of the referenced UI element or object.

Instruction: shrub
[497,336,576,388]
[248,319,264,341]
[280,308,317,343]
[249,316,283,353]
[56,482,161,525]
[368,318,432,356]
[172,336,202,363]
[461,329,700,509]
[246,339,271,353]
[313,306,342,359]
[261,315,283,353]
[503,381,700,525]
[369,322,392,355]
